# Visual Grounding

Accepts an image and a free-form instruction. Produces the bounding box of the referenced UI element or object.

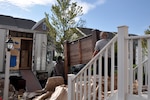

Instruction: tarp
[10,55,17,67]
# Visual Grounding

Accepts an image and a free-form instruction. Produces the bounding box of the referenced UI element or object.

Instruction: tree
[45,0,85,54]
[145,26,150,34]
[142,26,150,55]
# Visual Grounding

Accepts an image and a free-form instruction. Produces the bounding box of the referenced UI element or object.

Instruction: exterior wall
[8,31,47,72]
[0,29,7,72]
[69,35,93,65]
[64,34,95,78]
[10,37,33,70]
[9,37,21,70]
[0,18,48,73]
[34,33,47,71]
[41,34,47,70]
[0,28,48,72]
[64,30,99,78]
[64,30,115,78]
[34,22,48,32]
[32,33,36,71]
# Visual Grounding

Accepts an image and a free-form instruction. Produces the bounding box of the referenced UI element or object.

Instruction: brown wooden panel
[64,31,99,74]
[81,37,93,63]
[20,50,28,67]
[20,39,33,69]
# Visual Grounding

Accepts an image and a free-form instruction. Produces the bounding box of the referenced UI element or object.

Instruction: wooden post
[117,26,128,100]
[78,40,82,64]
[64,41,70,81]
[91,30,99,52]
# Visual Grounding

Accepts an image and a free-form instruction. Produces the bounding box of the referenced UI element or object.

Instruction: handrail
[133,57,148,71]
[127,34,150,39]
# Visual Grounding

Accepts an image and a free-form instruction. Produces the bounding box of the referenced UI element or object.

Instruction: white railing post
[3,51,10,100]
[147,39,150,99]
[68,74,75,100]
[117,26,128,100]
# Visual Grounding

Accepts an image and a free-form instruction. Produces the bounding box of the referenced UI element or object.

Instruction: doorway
[20,39,33,69]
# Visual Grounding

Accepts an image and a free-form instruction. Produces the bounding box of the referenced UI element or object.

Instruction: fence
[64,30,115,79]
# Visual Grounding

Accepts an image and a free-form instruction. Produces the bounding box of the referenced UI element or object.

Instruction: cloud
[74,0,106,14]
[96,0,106,5]
[0,2,12,10]
[0,0,106,13]
[76,1,95,14]
[0,0,56,9]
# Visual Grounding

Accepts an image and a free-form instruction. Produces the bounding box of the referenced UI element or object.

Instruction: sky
[0,0,150,35]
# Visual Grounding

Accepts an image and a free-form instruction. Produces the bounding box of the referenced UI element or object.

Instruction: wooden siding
[64,30,115,79]
[64,30,101,79]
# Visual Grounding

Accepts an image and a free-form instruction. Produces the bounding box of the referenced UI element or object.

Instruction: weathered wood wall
[64,30,100,79]
[64,30,115,79]
[69,35,92,65]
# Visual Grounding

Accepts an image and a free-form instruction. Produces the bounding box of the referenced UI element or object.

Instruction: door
[20,40,33,69]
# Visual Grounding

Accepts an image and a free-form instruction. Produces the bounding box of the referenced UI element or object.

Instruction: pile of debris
[22,76,66,100]
[0,78,17,100]
[1,75,145,100]
[0,76,67,100]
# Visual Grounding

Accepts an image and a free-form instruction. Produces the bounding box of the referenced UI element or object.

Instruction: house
[0,15,54,91]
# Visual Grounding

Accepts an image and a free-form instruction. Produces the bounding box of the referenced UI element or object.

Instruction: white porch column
[3,51,10,100]
[117,26,129,100]
[147,39,150,99]
[68,74,75,100]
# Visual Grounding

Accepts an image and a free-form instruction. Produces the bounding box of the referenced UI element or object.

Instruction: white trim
[0,24,46,34]
[0,25,34,33]
[76,28,87,36]
[32,18,45,30]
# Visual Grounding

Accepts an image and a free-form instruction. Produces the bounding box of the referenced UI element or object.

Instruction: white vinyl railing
[127,35,150,100]
[68,26,150,100]
[68,34,118,100]
[133,58,148,84]
[118,26,150,100]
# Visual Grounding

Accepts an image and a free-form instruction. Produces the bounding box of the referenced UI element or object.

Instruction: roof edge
[32,18,45,30]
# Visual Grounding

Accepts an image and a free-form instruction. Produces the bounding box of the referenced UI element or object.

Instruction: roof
[77,27,94,36]
[32,18,45,30]
[76,27,116,39]
[0,15,36,29]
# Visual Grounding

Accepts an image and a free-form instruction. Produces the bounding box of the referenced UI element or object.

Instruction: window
[42,22,47,30]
